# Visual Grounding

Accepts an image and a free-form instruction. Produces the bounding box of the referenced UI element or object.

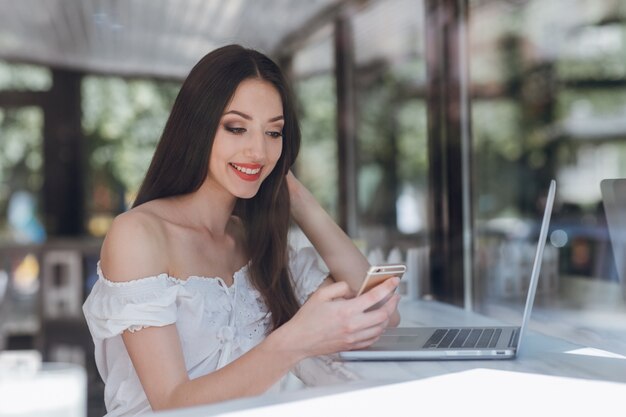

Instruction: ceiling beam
[272,0,375,61]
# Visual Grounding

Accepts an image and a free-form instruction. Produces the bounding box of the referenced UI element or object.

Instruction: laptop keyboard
[424,328,503,349]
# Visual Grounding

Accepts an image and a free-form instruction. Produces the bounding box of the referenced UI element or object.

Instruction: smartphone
[356,263,406,297]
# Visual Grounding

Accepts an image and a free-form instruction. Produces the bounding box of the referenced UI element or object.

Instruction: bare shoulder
[100,205,169,283]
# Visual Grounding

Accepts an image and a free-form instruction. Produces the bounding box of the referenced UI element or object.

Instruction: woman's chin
[233,187,262,200]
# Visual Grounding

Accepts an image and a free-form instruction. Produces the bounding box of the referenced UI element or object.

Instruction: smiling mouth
[229,163,262,181]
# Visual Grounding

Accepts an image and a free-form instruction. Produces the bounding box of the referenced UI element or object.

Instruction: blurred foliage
[294,75,338,218]
[357,62,428,227]
[473,100,522,161]
[82,76,180,208]
[0,107,44,237]
[0,63,179,239]
[295,61,429,229]
[470,0,626,223]
[0,61,49,239]
[557,23,626,81]
[396,100,428,182]
[558,88,626,119]
[357,74,398,220]
[0,61,51,91]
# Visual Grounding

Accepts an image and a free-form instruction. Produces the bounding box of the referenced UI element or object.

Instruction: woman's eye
[266,131,283,138]
[225,126,246,134]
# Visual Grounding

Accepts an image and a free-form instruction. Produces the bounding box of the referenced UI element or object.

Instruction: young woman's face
[208,78,284,199]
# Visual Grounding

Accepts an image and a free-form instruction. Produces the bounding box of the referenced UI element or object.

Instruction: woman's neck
[174,180,237,237]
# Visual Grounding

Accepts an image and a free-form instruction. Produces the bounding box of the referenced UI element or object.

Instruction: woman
[83,44,400,416]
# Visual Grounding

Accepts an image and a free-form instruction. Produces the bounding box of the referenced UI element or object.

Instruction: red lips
[229,163,262,182]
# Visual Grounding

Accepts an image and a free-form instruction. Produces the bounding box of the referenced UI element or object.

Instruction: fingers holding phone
[347,279,401,346]
[356,264,405,312]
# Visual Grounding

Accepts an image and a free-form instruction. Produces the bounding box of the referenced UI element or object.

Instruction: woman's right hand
[271,277,401,360]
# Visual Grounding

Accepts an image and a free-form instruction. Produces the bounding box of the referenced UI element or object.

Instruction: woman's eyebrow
[224,110,252,120]
[224,110,283,122]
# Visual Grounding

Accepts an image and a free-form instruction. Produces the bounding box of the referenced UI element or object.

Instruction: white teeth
[232,164,261,175]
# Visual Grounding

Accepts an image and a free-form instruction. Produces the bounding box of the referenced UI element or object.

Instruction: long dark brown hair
[133,44,301,329]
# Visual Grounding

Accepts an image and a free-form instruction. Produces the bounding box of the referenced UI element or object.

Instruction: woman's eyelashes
[267,130,283,138]
[223,124,283,138]
[224,125,246,134]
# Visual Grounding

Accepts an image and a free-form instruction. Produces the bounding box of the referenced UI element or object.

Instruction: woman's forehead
[224,79,283,118]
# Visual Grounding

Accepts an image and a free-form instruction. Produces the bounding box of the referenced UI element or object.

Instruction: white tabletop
[155,299,626,416]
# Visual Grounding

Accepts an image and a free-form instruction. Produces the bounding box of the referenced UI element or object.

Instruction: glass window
[294,72,338,219]
[293,0,428,266]
[354,0,428,257]
[0,106,45,244]
[82,76,179,237]
[469,0,626,355]
[0,62,49,244]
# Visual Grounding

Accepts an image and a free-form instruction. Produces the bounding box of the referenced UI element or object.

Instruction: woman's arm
[122,322,298,409]
[287,172,401,326]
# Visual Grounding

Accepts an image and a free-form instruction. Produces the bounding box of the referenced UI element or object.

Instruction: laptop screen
[516,179,556,353]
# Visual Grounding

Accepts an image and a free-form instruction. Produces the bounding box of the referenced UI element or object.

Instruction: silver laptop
[339,179,556,361]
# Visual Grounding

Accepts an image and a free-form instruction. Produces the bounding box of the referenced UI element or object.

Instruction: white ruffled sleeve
[82,266,193,340]
[288,246,329,304]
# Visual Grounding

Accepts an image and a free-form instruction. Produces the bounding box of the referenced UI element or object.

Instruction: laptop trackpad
[382,335,421,341]
[376,335,424,345]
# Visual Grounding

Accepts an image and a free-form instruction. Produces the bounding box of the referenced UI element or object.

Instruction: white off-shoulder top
[82,246,328,417]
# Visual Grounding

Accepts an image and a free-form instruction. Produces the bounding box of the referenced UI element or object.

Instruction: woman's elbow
[148,384,187,412]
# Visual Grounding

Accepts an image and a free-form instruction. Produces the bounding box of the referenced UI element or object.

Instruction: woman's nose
[244,130,266,160]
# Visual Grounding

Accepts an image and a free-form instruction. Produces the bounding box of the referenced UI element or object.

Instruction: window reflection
[470,0,626,354]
